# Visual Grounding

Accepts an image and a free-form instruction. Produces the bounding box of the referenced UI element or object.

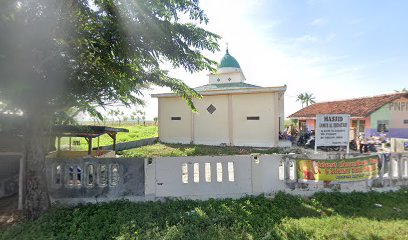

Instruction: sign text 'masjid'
[316,114,350,146]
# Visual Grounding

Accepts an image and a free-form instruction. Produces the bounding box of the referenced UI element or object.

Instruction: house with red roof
[289,93,408,139]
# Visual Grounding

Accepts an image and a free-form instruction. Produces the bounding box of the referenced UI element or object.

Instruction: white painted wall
[158,92,282,147]
[279,93,285,132]
[232,93,277,147]
[193,95,229,145]
[390,98,408,128]
[158,97,192,144]
[48,153,408,204]
[208,71,245,84]
[147,153,408,199]
[154,156,252,198]
[251,155,291,194]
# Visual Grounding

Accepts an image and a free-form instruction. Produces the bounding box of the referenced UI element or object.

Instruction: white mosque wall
[158,92,282,147]
[231,93,278,147]
[209,71,244,84]
[193,95,230,145]
[158,97,192,144]
[279,92,285,132]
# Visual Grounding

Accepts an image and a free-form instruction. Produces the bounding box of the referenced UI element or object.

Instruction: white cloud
[310,18,326,26]
[294,35,319,43]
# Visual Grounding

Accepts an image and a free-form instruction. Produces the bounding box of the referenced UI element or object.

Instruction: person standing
[359,133,367,153]
[290,125,297,144]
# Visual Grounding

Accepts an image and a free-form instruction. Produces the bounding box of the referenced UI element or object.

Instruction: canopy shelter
[52,125,129,156]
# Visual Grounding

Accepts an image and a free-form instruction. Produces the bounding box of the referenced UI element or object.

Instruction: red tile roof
[289,93,408,118]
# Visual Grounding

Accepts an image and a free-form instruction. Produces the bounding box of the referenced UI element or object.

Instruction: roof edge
[151,86,287,98]
[288,92,408,119]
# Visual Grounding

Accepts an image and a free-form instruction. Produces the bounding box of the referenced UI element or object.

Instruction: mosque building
[152,48,287,147]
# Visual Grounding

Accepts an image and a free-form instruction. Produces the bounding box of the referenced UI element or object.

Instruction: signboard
[316,114,350,146]
[404,142,408,151]
[297,156,379,182]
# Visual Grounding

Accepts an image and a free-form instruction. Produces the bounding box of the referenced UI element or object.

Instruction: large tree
[0,0,219,219]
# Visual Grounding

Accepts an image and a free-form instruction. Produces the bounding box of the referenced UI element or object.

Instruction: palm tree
[296,92,316,108]
[303,93,316,107]
[296,93,305,108]
[394,88,408,93]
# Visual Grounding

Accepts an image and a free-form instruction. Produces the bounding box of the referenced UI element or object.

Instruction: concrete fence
[391,138,408,153]
[45,152,408,204]
[46,157,145,204]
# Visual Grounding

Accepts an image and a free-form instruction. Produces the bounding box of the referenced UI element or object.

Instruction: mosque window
[207,104,216,114]
[247,116,260,120]
[171,117,181,120]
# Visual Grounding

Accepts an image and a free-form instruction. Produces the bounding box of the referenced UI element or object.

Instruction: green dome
[218,50,241,68]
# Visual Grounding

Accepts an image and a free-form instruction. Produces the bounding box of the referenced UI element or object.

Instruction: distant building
[152,48,286,147]
[289,93,408,139]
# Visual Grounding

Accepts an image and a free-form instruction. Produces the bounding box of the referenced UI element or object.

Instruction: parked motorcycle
[304,137,340,151]
[359,142,377,153]
[349,139,358,151]
[367,143,377,152]
[297,132,311,146]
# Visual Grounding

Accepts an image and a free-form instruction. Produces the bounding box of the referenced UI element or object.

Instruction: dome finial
[226,42,229,54]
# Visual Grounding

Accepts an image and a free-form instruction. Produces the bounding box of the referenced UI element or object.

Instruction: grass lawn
[58,124,158,150]
[1,190,408,239]
[119,142,302,158]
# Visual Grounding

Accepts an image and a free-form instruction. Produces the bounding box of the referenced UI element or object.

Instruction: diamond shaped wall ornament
[228,77,231,81]
[217,78,220,82]
[207,104,216,114]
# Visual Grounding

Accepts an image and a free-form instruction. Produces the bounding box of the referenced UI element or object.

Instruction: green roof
[194,82,260,92]
[218,50,241,68]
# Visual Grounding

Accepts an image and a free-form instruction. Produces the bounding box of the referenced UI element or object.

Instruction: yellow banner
[297,156,379,182]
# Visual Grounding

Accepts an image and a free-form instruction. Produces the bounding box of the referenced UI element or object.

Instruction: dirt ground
[0,194,23,230]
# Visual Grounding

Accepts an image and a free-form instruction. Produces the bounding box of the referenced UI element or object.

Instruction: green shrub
[2,190,408,239]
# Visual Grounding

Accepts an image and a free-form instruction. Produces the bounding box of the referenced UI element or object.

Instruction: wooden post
[113,134,116,151]
[86,137,92,156]
[69,137,72,151]
[107,132,117,151]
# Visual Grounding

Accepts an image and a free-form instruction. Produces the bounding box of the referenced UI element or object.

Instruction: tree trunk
[23,112,52,219]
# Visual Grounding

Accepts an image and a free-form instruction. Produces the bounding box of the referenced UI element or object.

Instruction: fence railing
[45,153,408,204]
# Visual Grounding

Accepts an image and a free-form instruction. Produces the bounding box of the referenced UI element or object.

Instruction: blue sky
[258,0,408,70]
[105,0,408,120]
